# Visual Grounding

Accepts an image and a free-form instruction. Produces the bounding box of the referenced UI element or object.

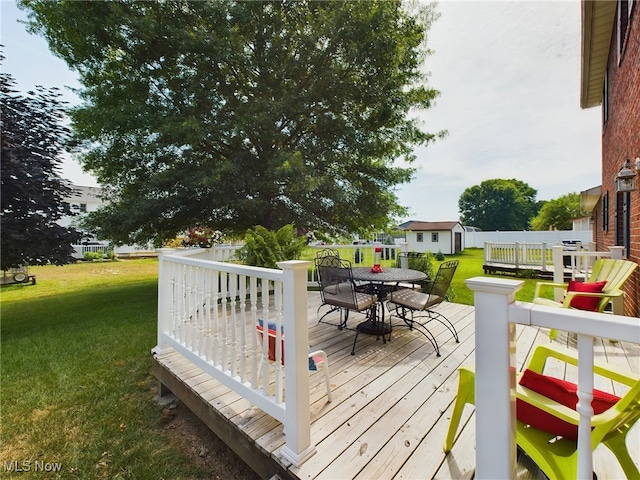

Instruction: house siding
[596,1,640,316]
[402,222,465,255]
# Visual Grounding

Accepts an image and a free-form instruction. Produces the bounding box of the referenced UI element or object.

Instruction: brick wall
[600,3,640,316]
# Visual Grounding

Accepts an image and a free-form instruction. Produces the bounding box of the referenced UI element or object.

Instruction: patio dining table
[349,267,427,351]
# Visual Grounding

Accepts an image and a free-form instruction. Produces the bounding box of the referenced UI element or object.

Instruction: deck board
[152,291,639,480]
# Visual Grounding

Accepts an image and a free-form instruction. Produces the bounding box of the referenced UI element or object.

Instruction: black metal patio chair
[315,255,376,331]
[386,260,460,357]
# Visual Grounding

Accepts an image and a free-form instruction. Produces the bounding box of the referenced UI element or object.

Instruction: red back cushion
[567,280,607,311]
[256,324,284,364]
[516,368,620,440]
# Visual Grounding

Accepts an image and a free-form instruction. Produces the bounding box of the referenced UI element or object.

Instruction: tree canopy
[20,0,445,246]
[458,179,539,231]
[0,57,81,269]
[529,192,581,231]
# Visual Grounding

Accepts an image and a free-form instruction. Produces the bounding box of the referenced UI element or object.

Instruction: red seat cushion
[567,280,607,311]
[517,368,620,440]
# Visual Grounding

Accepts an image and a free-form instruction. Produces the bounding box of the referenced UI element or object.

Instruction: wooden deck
[152,292,639,480]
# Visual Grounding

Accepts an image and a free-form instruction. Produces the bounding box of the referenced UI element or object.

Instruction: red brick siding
[600,3,640,316]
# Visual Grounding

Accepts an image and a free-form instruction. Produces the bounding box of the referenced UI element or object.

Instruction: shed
[397,221,464,255]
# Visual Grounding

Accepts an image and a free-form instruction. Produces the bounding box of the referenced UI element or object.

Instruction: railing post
[608,246,624,260]
[541,242,547,271]
[278,260,316,467]
[400,242,409,269]
[465,277,523,480]
[153,248,176,355]
[552,245,566,302]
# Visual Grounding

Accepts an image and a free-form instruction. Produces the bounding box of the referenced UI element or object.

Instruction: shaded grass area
[0,259,249,479]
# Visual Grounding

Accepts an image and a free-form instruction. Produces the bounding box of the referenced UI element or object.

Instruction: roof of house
[397,221,461,231]
[580,0,617,108]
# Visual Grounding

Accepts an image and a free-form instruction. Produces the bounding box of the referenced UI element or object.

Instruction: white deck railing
[153,247,315,467]
[484,241,554,270]
[468,276,639,479]
[485,242,625,276]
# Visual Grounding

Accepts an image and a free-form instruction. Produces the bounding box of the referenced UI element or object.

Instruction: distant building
[61,185,155,258]
[397,221,464,255]
[60,185,105,231]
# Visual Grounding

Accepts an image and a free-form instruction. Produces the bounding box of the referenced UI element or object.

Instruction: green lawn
[0,251,540,478]
[442,248,541,305]
[0,259,250,479]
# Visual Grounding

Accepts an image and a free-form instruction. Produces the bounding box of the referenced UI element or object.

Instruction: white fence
[72,244,111,259]
[465,230,592,249]
[468,276,639,479]
[154,247,316,467]
[484,242,625,275]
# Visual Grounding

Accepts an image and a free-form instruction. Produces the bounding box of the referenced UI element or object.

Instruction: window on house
[615,192,631,257]
[417,233,423,242]
[432,233,439,242]
[80,203,87,213]
[617,0,629,63]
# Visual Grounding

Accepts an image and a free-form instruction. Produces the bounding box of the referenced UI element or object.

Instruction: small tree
[529,193,581,231]
[1,57,81,269]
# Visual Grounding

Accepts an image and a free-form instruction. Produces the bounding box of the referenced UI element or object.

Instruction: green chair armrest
[534,281,568,299]
[516,386,580,424]
[527,344,637,387]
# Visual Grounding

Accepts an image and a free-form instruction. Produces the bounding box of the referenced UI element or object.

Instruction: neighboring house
[60,185,105,231]
[397,221,464,255]
[61,184,155,257]
[580,0,639,316]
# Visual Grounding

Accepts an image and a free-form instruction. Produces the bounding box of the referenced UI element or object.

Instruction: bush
[435,250,445,261]
[83,251,104,261]
[236,224,307,268]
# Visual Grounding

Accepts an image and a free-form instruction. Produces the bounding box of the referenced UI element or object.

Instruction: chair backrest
[315,255,360,309]
[316,248,340,259]
[316,255,352,290]
[586,259,638,312]
[426,260,459,301]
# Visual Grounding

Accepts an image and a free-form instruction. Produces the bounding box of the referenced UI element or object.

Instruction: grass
[0,259,221,479]
[441,248,542,305]
[0,251,541,478]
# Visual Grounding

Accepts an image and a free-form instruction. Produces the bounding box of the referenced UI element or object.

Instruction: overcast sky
[2,1,602,223]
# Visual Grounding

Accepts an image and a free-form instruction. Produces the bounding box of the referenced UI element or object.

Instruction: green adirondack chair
[532,258,638,339]
[443,344,640,480]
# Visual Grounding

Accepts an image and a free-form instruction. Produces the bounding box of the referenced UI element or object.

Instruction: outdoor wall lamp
[614,159,637,192]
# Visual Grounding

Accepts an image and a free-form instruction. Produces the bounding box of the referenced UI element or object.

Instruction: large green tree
[20,0,444,246]
[1,59,81,269]
[458,179,539,231]
[529,192,581,231]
